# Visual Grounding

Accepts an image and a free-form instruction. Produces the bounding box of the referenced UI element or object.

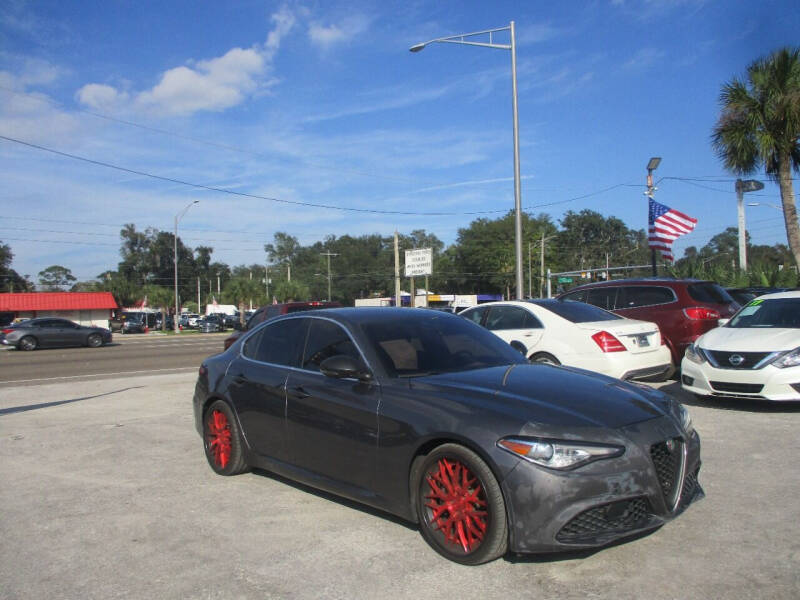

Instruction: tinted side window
[302,319,361,373]
[241,329,264,359]
[462,306,488,325]
[618,286,675,308]
[687,283,735,305]
[38,320,61,328]
[486,306,540,330]
[561,290,586,303]
[265,306,281,318]
[585,288,618,310]
[252,319,308,366]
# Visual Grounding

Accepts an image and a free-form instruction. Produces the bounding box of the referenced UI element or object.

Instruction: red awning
[0,292,119,312]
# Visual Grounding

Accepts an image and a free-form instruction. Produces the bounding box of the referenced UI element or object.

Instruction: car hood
[417,364,670,429]
[698,326,800,352]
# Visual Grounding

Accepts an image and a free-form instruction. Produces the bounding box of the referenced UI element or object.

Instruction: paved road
[0,373,798,599]
[0,333,226,386]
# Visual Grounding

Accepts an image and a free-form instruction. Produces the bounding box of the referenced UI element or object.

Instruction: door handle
[289,386,311,399]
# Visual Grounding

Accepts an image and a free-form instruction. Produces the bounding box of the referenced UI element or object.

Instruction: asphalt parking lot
[1,373,798,599]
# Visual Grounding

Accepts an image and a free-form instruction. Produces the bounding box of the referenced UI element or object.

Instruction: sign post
[405,249,433,308]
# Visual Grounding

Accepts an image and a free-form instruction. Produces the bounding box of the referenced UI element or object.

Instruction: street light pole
[174,200,198,333]
[736,179,765,272]
[411,21,524,299]
[645,157,661,277]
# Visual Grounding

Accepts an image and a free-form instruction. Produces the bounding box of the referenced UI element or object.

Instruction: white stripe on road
[2,367,198,385]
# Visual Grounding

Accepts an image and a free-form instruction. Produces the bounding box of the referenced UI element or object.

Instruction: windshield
[728,298,800,328]
[530,299,621,323]
[361,314,526,378]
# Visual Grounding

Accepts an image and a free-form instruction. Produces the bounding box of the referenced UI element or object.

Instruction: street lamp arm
[410,25,512,52]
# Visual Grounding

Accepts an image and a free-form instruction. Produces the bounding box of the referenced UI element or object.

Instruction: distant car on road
[1,318,112,351]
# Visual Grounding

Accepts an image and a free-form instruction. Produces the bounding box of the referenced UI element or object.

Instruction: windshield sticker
[748,299,763,306]
[737,305,761,317]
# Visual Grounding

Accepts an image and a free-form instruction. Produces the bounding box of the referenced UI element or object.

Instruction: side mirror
[319,355,372,381]
[717,318,730,327]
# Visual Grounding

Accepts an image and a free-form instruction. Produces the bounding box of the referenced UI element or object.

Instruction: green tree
[0,241,31,292]
[222,277,263,325]
[142,285,174,331]
[272,279,309,303]
[38,265,76,290]
[712,47,800,270]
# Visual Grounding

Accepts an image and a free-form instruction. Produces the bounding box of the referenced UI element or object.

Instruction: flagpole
[646,158,661,277]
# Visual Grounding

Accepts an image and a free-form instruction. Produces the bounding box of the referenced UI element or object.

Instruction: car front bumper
[681,358,800,401]
[501,415,702,554]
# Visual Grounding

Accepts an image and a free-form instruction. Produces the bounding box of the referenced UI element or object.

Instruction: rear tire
[531,352,560,365]
[203,400,249,476]
[415,443,508,565]
[18,336,38,351]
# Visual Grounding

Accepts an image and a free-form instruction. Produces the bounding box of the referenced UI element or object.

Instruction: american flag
[648,199,697,262]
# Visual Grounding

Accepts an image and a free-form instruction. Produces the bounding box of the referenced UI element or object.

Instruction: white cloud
[75,7,296,117]
[75,83,129,111]
[134,47,265,116]
[308,15,370,49]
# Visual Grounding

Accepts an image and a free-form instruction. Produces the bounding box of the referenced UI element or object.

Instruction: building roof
[0,292,118,312]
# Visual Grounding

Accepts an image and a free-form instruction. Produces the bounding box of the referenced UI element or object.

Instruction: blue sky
[1,0,798,283]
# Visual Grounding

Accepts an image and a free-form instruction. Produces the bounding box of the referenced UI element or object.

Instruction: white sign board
[404,248,433,277]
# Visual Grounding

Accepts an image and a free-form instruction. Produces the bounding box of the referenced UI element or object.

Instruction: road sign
[557,277,573,283]
[405,248,433,277]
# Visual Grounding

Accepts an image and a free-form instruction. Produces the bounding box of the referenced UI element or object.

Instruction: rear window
[618,286,676,308]
[532,300,621,323]
[688,283,735,305]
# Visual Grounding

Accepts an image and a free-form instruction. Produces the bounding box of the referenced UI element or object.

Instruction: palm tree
[712,47,800,270]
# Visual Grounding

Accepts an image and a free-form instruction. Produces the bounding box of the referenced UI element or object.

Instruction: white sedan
[460,300,673,381]
[681,291,800,401]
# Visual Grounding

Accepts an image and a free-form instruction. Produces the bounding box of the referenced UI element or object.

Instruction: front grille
[557,497,653,542]
[677,467,700,511]
[650,438,683,507]
[704,350,772,369]
[709,381,764,394]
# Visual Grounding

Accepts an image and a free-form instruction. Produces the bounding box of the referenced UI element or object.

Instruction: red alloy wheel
[205,409,232,469]
[424,458,488,553]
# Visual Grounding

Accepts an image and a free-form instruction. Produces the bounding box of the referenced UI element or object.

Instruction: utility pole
[320,252,339,302]
[196,277,200,315]
[394,231,401,307]
[265,261,269,302]
[528,242,532,298]
[216,273,220,295]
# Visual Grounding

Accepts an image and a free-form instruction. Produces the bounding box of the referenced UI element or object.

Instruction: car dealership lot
[1,373,798,599]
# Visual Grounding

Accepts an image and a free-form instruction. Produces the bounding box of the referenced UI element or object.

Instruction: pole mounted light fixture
[410,22,524,299]
[174,200,199,333]
[736,179,765,272]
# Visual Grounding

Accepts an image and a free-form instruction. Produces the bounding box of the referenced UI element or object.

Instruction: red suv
[557,278,739,366]
[222,301,342,350]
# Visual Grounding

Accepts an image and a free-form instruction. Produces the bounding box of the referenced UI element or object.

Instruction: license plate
[636,334,650,347]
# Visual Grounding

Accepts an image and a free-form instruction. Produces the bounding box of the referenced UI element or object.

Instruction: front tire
[203,400,249,476]
[87,333,103,348]
[18,336,38,351]
[415,444,508,565]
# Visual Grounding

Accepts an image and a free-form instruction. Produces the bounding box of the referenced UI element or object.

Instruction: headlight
[677,403,694,435]
[772,347,800,369]
[684,343,707,364]
[497,437,623,470]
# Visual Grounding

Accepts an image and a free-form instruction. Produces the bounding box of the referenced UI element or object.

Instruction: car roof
[272,306,461,327]
[559,277,716,292]
[752,291,800,300]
